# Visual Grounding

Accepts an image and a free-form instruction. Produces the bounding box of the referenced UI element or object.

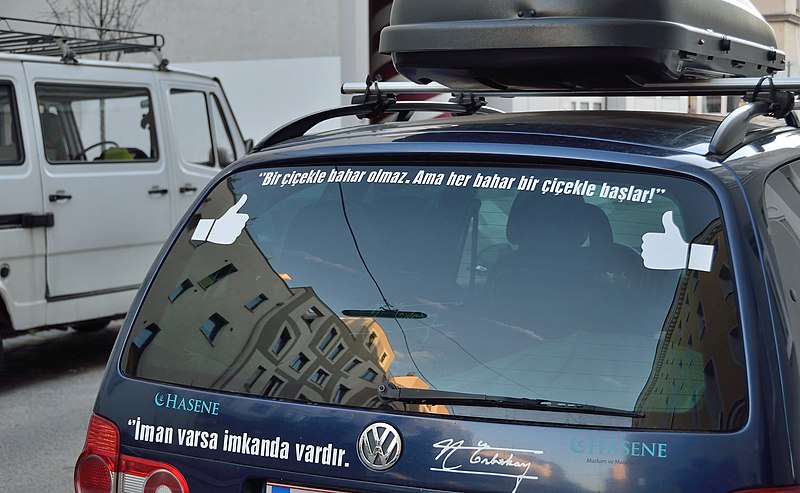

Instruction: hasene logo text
[155,392,220,415]
[570,438,667,459]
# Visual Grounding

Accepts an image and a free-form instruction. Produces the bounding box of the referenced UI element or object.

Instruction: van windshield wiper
[377,382,644,418]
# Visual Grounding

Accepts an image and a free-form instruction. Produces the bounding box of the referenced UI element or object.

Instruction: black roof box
[380,0,786,90]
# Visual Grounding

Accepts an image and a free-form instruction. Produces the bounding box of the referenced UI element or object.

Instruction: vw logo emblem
[357,422,402,471]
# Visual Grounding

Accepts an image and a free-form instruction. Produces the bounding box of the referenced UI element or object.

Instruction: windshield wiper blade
[377,383,644,418]
[341,308,427,319]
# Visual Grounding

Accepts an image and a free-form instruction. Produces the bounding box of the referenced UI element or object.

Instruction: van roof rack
[0,16,166,67]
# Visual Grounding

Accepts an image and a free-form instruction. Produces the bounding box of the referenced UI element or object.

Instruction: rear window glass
[123,163,745,431]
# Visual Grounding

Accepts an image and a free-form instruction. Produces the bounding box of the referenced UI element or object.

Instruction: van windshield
[123,163,746,431]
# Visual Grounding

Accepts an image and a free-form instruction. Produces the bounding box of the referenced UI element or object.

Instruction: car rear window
[123,162,746,431]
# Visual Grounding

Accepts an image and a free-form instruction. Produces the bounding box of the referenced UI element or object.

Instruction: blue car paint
[88,113,800,492]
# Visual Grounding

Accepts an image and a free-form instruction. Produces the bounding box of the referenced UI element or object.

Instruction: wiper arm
[341,308,427,319]
[377,382,644,418]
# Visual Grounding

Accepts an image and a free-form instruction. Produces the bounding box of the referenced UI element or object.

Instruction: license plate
[266,483,347,493]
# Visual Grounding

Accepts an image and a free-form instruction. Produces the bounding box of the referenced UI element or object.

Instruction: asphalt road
[0,325,119,492]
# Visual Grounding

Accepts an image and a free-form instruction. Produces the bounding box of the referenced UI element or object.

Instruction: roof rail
[254,81,501,150]
[0,16,166,67]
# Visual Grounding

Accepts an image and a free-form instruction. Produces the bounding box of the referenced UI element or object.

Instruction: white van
[0,19,249,361]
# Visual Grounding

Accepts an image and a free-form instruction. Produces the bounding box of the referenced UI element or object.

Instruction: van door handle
[179,185,197,194]
[48,192,72,202]
[148,187,169,196]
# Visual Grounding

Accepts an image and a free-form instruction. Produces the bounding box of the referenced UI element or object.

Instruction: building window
[329,343,346,361]
[198,263,238,290]
[244,365,266,391]
[168,279,193,303]
[343,358,361,373]
[244,293,268,311]
[333,385,350,404]
[366,332,377,349]
[311,368,329,386]
[302,306,323,328]
[199,313,228,344]
[264,376,284,396]
[291,353,310,372]
[319,327,338,351]
[361,368,378,382]
[272,327,292,355]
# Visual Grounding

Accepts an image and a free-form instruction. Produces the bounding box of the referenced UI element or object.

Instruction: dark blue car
[74,2,800,492]
[73,94,800,492]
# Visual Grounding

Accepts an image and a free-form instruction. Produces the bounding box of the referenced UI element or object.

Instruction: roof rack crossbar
[0,17,165,64]
[342,78,800,97]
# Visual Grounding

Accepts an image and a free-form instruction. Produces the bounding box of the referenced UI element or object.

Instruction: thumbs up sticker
[641,211,715,272]
[191,194,250,245]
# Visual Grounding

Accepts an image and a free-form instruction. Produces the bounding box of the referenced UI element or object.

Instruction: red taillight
[733,488,800,493]
[75,414,119,493]
[119,455,189,493]
[74,414,189,493]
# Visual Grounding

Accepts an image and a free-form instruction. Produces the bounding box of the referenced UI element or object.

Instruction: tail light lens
[118,455,189,493]
[75,414,119,493]
[733,488,800,493]
[75,413,189,493]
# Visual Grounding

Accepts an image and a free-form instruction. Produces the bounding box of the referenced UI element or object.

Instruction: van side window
[36,84,156,163]
[210,93,235,167]
[764,162,800,348]
[169,89,215,167]
[0,83,23,165]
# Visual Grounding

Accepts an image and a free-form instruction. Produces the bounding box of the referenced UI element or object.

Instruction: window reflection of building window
[361,368,378,382]
[264,376,284,396]
[311,368,329,386]
[291,353,310,372]
[366,332,377,349]
[272,328,292,355]
[302,306,323,328]
[199,313,228,344]
[333,385,350,404]
[168,279,193,303]
[343,358,360,373]
[329,343,346,361]
[244,293,268,311]
[244,365,266,391]
[319,327,337,351]
[198,263,238,290]
[718,264,735,299]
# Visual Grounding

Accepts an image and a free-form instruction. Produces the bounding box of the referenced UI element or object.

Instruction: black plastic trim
[0,213,54,229]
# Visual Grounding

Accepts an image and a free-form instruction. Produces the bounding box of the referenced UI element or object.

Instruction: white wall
[177,57,343,142]
[1,0,371,140]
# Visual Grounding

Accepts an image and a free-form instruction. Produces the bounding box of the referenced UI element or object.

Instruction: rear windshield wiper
[341,308,427,319]
[377,382,644,418]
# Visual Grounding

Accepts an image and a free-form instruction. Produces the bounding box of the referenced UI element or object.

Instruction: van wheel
[0,338,4,372]
[71,320,110,333]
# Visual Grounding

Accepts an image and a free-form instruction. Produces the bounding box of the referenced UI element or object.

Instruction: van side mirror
[245,138,254,153]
